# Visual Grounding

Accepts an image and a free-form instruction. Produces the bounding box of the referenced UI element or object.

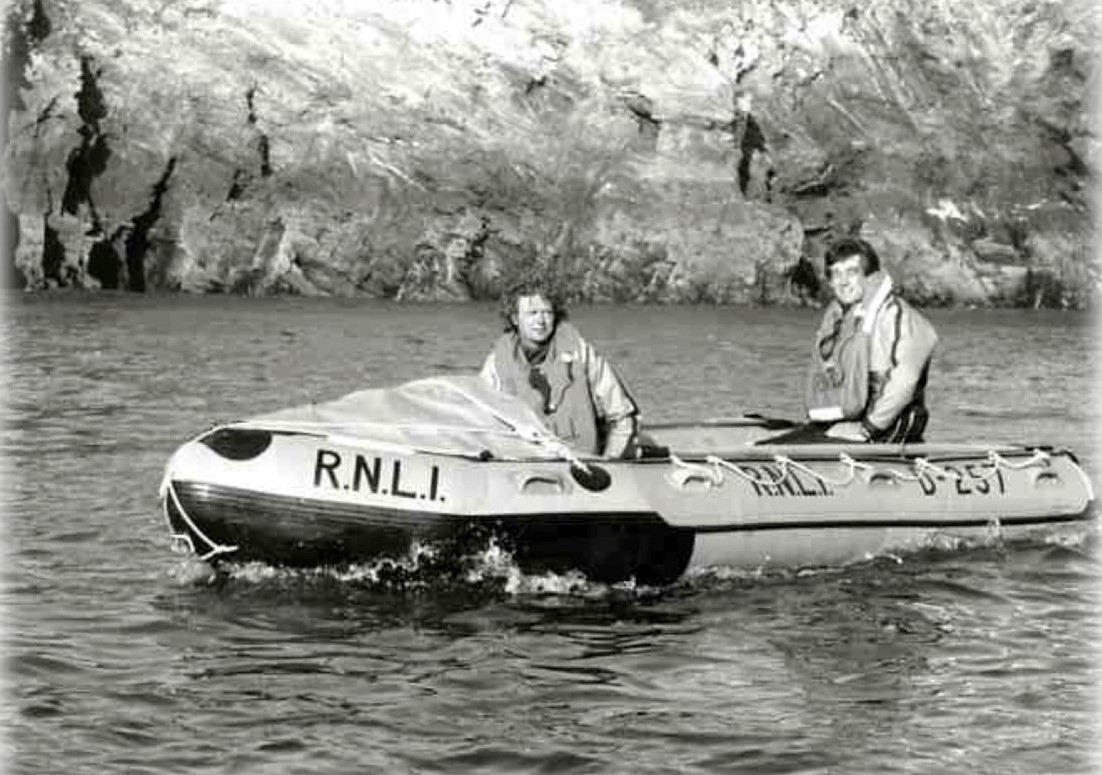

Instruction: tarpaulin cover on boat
[237,375,573,460]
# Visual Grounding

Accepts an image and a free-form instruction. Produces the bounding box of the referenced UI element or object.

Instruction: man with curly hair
[479,275,639,458]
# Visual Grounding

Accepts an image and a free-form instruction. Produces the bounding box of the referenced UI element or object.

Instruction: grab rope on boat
[669,448,1052,491]
[708,455,789,487]
[887,449,1052,484]
[669,454,724,487]
[987,449,1051,469]
[162,480,239,562]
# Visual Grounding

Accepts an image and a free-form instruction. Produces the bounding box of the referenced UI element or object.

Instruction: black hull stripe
[172,481,1093,533]
[166,481,694,584]
[175,481,452,531]
[171,481,670,529]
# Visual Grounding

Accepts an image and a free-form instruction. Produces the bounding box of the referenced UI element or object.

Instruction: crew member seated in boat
[480,279,639,458]
[780,237,938,444]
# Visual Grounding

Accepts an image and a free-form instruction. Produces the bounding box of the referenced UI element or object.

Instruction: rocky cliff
[2,0,1098,306]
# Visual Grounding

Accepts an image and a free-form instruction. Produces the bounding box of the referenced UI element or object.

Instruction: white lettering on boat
[313,448,445,502]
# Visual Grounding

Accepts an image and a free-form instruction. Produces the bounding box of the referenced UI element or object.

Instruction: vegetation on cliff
[2,0,1098,306]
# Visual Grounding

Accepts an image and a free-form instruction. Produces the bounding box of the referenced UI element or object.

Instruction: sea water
[5,293,1099,774]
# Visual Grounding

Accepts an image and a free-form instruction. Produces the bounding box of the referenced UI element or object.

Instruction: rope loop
[788,453,867,487]
[960,454,1008,482]
[164,481,239,562]
[708,455,789,486]
[669,454,724,488]
[910,457,948,481]
[988,448,1050,471]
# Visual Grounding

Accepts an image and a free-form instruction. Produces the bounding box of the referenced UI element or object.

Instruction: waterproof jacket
[805,271,938,437]
[480,322,638,456]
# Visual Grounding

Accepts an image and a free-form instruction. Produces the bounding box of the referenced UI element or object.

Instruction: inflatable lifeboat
[159,376,1095,584]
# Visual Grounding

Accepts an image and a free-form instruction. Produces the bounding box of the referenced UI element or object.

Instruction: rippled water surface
[5,294,1101,774]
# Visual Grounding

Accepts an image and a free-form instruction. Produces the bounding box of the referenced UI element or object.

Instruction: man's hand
[825,421,869,442]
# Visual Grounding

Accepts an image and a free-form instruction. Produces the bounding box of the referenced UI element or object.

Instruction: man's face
[829,253,866,307]
[515,294,556,348]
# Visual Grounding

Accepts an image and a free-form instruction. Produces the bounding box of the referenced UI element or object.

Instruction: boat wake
[163,535,678,601]
[164,518,1097,599]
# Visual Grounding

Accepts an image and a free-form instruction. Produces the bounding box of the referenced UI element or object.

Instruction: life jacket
[867,316,935,411]
[488,322,600,454]
[805,271,894,422]
[863,292,938,437]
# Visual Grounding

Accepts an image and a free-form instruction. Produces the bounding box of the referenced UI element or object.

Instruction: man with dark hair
[480,276,639,458]
[799,236,938,443]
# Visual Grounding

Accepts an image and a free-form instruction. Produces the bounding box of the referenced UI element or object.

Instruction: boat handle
[670,469,721,490]
[868,471,899,487]
[518,473,566,493]
[1032,470,1061,488]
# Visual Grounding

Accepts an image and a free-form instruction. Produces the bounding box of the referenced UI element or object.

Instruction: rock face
[2,0,1098,306]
